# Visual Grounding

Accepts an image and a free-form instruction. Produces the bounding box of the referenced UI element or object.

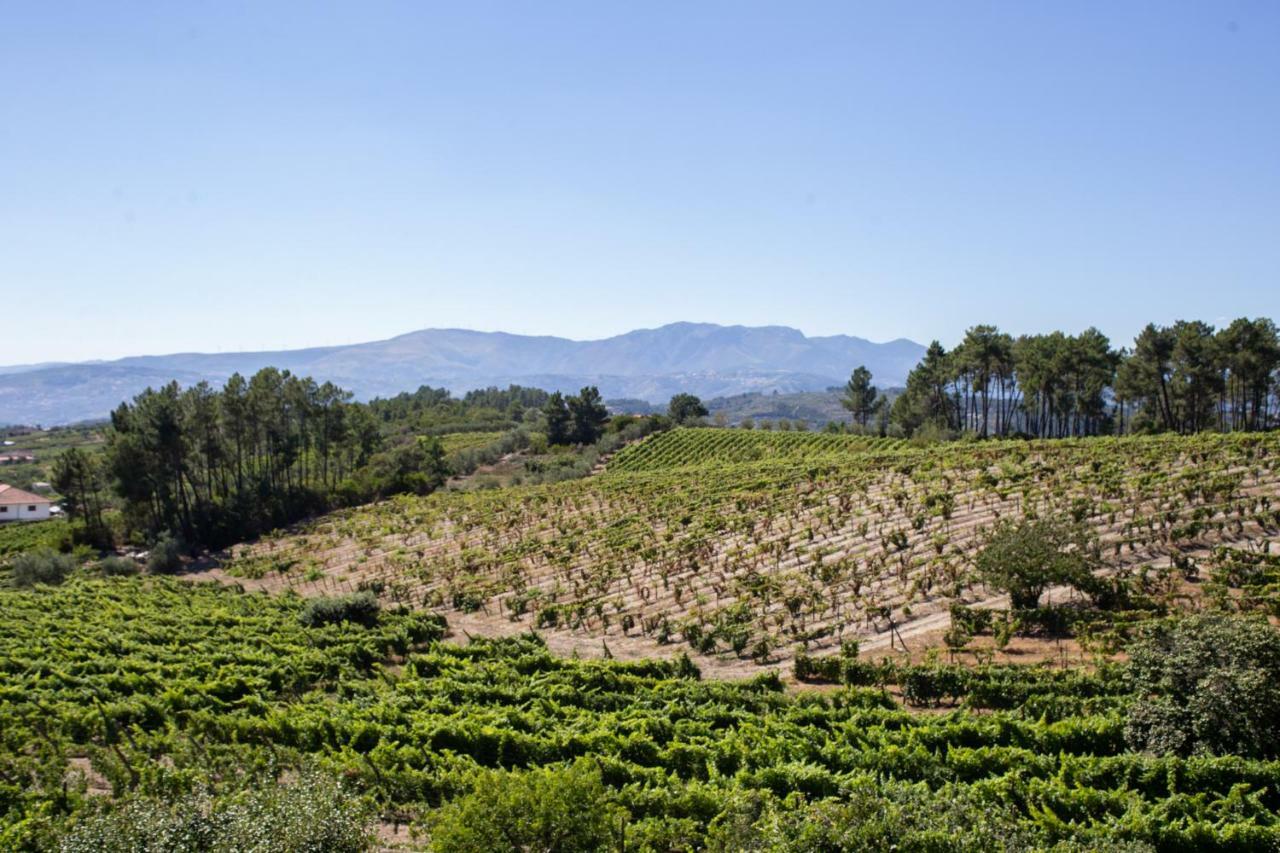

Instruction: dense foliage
[8,548,75,587]
[1125,614,1280,759]
[366,384,549,437]
[59,773,373,853]
[4,577,1280,850]
[667,394,710,426]
[102,371,393,547]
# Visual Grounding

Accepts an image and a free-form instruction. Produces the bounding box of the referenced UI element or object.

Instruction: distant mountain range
[0,323,925,426]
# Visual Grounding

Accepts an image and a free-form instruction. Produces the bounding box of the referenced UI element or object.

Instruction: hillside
[8,426,1280,849]
[207,428,1280,668]
[0,323,924,426]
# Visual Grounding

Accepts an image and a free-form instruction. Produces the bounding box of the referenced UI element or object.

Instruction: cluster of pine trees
[53,373,556,549]
[889,317,1279,438]
[541,387,609,446]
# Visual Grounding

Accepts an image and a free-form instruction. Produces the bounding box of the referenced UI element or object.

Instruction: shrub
[703,777,1147,853]
[147,534,185,574]
[10,548,75,587]
[299,592,381,628]
[949,603,994,635]
[794,648,890,687]
[1124,613,1280,758]
[900,665,965,707]
[793,652,842,683]
[59,773,373,852]
[98,555,141,576]
[425,759,625,853]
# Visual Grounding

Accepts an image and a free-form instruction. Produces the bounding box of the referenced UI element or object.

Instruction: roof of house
[0,484,52,505]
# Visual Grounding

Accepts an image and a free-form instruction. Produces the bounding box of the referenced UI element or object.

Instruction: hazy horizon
[0,320,925,370]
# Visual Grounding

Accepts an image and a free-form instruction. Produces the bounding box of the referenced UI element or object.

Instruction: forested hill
[0,323,924,426]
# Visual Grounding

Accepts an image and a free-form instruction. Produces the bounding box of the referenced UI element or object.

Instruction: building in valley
[0,484,53,522]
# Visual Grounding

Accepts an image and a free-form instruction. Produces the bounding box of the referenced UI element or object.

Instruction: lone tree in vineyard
[974,516,1100,609]
[842,366,882,428]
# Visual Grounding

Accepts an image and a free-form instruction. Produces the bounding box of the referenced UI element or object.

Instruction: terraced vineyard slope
[607,428,903,471]
[214,429,1280,665]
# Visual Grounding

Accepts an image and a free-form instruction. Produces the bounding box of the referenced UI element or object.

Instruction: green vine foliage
[4,577,1280,850]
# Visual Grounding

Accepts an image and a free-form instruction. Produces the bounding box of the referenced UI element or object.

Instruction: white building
[0,484,53,522]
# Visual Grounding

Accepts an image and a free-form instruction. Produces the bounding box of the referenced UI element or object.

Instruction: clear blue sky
[4,1,1278,364]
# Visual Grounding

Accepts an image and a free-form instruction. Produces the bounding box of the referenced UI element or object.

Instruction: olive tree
[10,548,75,587]
[974,516,1099,609]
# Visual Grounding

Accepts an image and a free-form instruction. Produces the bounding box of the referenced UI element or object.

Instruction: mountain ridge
[0,323,924,426]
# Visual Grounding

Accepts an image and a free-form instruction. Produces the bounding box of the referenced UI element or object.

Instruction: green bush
[147,534,185,574]
[794,649,889,687]
[9,548,75,587]
[299,592,381,628]
[59,773,373,853]
[900,665,965,707]
[1125,613,1280,758]
[98,555,140,577]
[424,759,626,853]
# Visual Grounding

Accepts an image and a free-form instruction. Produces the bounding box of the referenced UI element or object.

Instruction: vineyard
[213,428,1280,667]
[0,519,72,559]
[606,428,903,471]
[4,576,1280,849]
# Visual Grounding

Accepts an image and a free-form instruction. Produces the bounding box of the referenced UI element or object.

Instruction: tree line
[878,316,1279,438]
[52,373,564,550]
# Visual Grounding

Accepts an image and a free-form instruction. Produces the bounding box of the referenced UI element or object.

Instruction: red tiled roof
[0,484,51,505]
